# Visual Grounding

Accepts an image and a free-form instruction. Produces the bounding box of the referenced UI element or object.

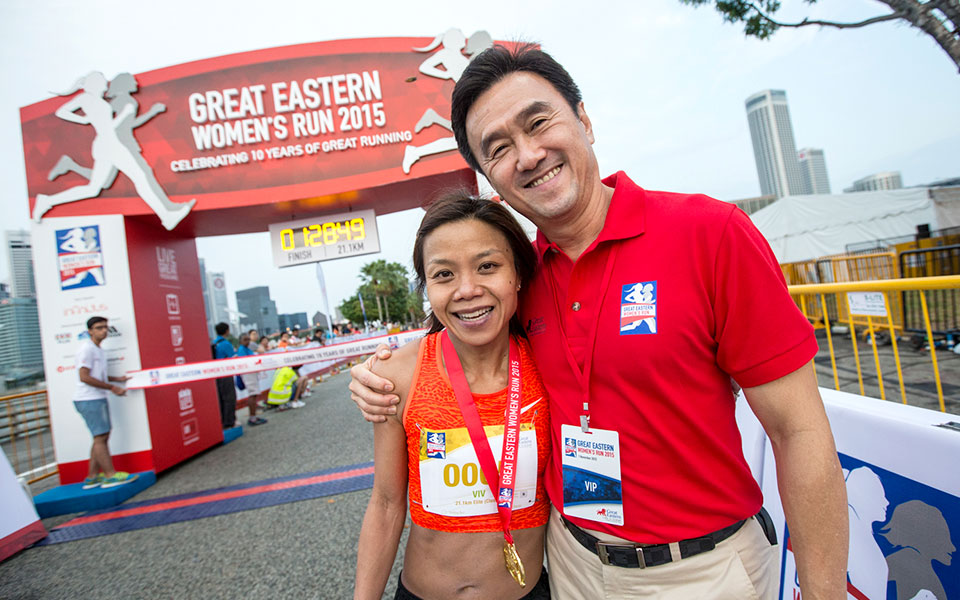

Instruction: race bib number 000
[419,425,538,517]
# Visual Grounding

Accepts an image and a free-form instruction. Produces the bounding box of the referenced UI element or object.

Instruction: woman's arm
[133,102,166,128]
[54,97,88,125]
[354,416,409,600]
[354,343,418,600]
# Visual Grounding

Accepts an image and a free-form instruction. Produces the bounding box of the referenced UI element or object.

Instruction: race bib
[561,424,624,526]
[419,424,538,517]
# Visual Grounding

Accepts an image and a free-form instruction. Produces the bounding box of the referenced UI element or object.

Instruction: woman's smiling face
[423,218,519,347]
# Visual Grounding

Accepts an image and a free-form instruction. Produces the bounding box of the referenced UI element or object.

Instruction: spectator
[212,322,237,429]
[237,333,266,426]
[266,365,305,409]
[247,329,260,352]
[73,316,138,489]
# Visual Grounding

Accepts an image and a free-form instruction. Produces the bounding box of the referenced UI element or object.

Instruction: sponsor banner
[847,291,888,317]
[126,329,427,389]
[124,218,220,472]
[736,389,959,599]
[32,215,151,482]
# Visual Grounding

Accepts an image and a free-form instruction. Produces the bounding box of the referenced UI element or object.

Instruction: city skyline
[2,1,958,319]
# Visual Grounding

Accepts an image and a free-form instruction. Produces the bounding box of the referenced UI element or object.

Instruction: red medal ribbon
[440,330,522,544]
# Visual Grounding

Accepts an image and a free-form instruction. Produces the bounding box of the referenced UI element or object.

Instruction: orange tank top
[403,332,551,533]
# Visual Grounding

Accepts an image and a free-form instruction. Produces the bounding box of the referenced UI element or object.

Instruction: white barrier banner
[126,329,427,390]
[737,389,960,600]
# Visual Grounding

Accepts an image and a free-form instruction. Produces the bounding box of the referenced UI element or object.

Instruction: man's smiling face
[465,71,599,227]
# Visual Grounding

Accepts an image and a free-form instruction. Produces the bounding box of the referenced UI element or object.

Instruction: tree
[680,1,960,73]
[337,260,424,327]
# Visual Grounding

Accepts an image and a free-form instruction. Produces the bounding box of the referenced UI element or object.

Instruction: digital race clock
[268,208,381,268]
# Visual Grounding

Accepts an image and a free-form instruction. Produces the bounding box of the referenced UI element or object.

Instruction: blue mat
[222,425,243,444]
[33,471,156,519]
[36,461,374,545]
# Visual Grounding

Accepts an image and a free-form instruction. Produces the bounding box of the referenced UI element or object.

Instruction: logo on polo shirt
[620,281,657,335]
[525,316,546,337]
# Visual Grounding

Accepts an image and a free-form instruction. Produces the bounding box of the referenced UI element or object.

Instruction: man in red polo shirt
[352,45,847,599]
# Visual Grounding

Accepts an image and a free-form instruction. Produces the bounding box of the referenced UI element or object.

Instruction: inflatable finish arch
[20,32,501,482]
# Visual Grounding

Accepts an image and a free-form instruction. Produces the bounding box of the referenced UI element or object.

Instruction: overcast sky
[2,0,958,320]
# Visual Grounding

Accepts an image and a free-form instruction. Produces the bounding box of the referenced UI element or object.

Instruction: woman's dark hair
[413,189,536,336]
[451,43,582,173]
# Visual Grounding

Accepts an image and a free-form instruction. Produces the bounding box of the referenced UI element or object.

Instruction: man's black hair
[86,316,107,330]
[451,43,582,173]
[215,322,229,336]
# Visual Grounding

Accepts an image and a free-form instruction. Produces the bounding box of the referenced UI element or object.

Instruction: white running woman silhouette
[33,71,194,231]
[402,29,492,174]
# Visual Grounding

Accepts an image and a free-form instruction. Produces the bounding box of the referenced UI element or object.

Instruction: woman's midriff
[400,523,546,600]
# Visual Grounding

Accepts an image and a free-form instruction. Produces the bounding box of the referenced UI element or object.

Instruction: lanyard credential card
[440,330,526,588]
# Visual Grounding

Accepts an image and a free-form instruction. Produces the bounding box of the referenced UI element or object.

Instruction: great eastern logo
[620,281,657,335]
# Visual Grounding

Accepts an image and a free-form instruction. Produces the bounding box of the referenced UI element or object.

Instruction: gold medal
[503,541,526,587]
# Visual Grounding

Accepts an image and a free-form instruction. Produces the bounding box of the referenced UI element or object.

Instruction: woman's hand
[349,344,400,423]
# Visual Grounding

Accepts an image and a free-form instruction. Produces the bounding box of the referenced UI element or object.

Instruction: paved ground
[1,371,408,600]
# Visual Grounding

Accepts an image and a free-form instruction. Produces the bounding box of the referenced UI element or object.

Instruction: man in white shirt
[74,316,138,489]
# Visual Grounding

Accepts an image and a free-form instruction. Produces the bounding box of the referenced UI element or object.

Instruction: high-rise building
[5,230,36,299]
[845,172,903,193]
[236,286,280,335]
[798,148,831,195]
[199,259,232,338]
[207,271,230,330]
[278,312,309,333]
[312,310,332,331]
[0,297,43,376]
[0,283,10,300]
[745,90,805,198]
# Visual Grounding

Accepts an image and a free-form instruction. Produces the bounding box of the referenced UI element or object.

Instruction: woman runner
[354,191,551,599]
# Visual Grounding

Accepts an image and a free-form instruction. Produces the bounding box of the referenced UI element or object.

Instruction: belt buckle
[596,541,646,568]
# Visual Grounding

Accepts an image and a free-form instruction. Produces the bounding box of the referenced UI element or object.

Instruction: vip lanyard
[544,243,621,431]
[440,330,522,542]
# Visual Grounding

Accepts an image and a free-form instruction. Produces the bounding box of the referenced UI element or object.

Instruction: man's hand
[350,344,398,423]
[111,385,127,396]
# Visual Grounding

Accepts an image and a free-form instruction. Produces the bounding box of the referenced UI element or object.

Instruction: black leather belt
[561,514,753,568]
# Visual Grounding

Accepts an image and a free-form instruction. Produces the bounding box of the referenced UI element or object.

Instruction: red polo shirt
[519,172,817,543]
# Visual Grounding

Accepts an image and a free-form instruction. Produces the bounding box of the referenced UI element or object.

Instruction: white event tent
[747,188,960,263]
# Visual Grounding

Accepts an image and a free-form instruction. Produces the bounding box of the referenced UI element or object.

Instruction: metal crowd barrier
[787,252,906,336]
[789,275,960,412]
[899,245,960,340]
[0,390,58,486]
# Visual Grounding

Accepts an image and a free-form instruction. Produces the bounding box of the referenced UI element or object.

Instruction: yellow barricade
[792,252,904,334]
[789,275,960,413]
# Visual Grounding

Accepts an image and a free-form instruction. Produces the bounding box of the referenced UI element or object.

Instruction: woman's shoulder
[371,335,425,400]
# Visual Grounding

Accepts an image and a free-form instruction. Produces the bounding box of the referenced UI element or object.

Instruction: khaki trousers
[546,506,779,600]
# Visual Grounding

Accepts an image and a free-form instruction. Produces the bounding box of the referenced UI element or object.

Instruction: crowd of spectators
[210,320,410,426]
